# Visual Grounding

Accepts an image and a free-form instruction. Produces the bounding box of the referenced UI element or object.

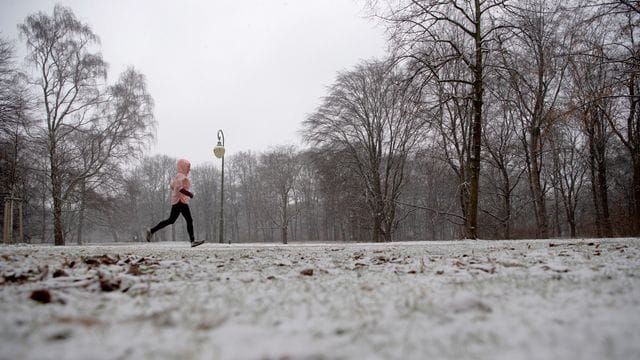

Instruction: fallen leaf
[30,289,51,304]
[98,273,121,292]
[2,272,28,283]
[127,264,142,276]
[300,269,314,276]
[63,258,76,268]
[372,256,389,265]
[47,330,72,341]
[84,254,119,266]
[52,269,68,278]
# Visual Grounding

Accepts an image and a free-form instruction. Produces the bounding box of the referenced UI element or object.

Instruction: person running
[146,158,204,247]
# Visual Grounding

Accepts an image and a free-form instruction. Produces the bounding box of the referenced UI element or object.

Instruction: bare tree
[397,149,462,240]
[481,85,527,239]
[228,151,260,242]
[428,59,474,234]
[498,0,573,238]
[305,149,370,242]
[596,1,640,234]
[20,6,154,244]
[559,5,627,237]
[373,0,510,238]
[189,164,219,242]
[295,151,323,242]
[304,59,427,242]
[0,36,32,197]
[257,146,301,244]
[19,5,106,245]
[549,124,587,237]
[74,67,155,243]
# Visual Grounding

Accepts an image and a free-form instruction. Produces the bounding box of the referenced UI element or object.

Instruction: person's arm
[179,188,194,198]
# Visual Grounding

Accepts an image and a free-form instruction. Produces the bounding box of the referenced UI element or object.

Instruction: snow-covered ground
[1,238,639,360]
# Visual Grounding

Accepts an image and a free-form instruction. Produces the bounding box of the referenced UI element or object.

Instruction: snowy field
[1,238,639,360]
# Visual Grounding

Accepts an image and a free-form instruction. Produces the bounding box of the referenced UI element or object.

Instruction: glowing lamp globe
[213,142,225,158]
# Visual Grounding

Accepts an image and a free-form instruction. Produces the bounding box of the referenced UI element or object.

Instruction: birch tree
[19,5,106,245]
[20,6,154,244]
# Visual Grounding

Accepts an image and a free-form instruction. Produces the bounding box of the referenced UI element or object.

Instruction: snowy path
[1,238,639,360]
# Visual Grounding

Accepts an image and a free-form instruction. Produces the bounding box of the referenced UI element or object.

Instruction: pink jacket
[170,159,192,205]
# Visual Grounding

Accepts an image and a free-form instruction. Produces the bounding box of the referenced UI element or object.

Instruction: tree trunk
[596,158,612,237]
[467,0,483,240]
[281,225,287,244]
[587,129,612,237]
[629,74,640,235]
[589,151,603,237]
[281,193,288,244]
[76,181,86,245]
[372,215,382,243]
[41,178,46,243]
[553,183,562,238]
[567,206,577,238]
[633,157,640,235]
[529,131,549,239]
[502,171,512,240]
[50,150,65,246]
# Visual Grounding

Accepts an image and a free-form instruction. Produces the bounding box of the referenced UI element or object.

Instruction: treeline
[1,1,639,244]
[304,0,640,240]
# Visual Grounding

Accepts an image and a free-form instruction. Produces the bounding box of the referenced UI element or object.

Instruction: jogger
[146,158,204,247]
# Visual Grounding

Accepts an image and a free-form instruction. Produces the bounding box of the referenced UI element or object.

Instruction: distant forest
[1,1,639,245]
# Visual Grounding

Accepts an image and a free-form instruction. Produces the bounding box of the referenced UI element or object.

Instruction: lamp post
[213,130,226,244]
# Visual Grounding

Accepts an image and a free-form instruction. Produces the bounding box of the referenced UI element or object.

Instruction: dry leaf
[127,264,142,276]
[52,269,68,278]
[30,289,51,304]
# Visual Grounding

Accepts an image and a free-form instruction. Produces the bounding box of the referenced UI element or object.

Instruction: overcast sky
[0,0,388,165]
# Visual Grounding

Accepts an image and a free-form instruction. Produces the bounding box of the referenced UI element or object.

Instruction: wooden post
[2,195,24,244]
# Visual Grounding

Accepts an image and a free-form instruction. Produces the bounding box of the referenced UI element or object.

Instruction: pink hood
[177,158,191,176]
[170,159,191,205]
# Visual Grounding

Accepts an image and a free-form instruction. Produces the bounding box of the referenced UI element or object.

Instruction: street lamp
[213,129,226,244]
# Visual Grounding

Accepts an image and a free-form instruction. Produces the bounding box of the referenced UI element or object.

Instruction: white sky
[0,0,388,165]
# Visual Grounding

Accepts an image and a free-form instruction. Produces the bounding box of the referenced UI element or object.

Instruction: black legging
[150,202,194,241]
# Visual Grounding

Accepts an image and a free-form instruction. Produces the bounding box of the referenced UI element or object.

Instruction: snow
[1,238,639,360]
